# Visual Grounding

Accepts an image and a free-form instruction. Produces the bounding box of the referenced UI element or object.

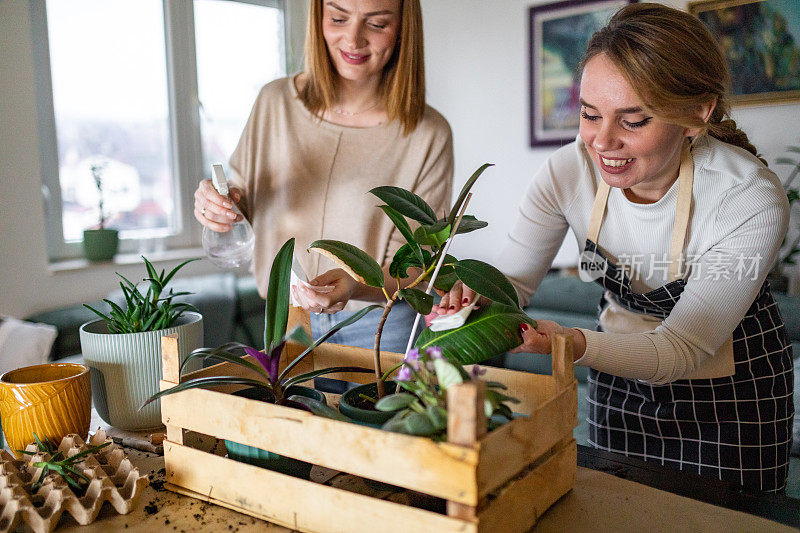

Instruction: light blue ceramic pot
[79,312,203,431]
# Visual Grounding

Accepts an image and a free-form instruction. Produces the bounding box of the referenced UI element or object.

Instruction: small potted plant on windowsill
[82,162,119,262]
[80,257,202,430]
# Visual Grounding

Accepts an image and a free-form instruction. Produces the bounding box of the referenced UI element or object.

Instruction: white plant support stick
[402,193,474,356]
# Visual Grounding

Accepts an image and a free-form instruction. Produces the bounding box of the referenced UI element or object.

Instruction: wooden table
[54,442,796,533]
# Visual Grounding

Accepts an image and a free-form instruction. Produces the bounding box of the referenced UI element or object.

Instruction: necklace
[332,100,381,116]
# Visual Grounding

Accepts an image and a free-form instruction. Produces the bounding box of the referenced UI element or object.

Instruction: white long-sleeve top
[495,135,789,384]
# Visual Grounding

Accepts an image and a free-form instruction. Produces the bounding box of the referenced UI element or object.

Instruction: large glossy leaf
[265,238,294,353]
[379,206,417,249]
[389,243,430,279]
[448,163,493,228]
[432,265,458,292]
[308,240,384,288]
[398,288,433,315]
[414,303,535,365]
[413,220,451,247]
[454,215,488,235]
[370,186,437,225]
[454,259,519,308]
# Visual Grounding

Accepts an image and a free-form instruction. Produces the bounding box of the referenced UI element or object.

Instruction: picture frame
[529,0,634,147]
[688,0,800,107]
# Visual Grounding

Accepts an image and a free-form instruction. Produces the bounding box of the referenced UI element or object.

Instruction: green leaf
[141,376,270,409]
[426,405,448,430]
[775,157,799,165]
[448,163,493,228]
[454,215,488,235]
[278,305,382,381]
[415,303,536,365]
[285,325,313,346]
[308,240,384,288]
[160,258,198,289]
[265,238,294,354]
[403,412,437,435]
[389,243,430,279]
[398,288,433,315]
[379,205,422,255]
[179,345,269,379]
[413,220,451,247]
[282,366,373,389]
[433,358,463,389]
[375,392,417,412]
[370,186,437,225]
[432,265,458,292]
[454,259,519,308]
[288,396,351,422]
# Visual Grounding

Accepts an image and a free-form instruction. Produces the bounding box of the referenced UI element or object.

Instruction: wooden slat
[477,439,576,533]
[164,441,475,533]
[447,382,487,520]
[552,334,574,390]
[159,386,480,503]
[161,334,183,444]
[467,365,554,416]
[476,382,577,497]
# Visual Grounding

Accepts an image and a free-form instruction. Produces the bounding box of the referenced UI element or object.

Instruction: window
[32,0,292,262]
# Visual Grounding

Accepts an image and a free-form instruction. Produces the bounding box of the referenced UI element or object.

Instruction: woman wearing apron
[434,4,793,492]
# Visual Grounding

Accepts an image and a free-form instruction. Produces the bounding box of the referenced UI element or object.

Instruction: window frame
[32,0,295,262]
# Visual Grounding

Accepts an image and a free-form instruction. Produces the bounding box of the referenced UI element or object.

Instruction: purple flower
[405,348,420,363]
[470,365,487,379]
[426,346,443,360]
[245,345,281,384]
[397,365,412,381]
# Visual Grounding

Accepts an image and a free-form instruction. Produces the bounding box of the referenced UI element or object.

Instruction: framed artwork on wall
[529,0,634,147]
[689,0,800,106]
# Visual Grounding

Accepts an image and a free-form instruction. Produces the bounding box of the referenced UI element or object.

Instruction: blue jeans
[309,300,421,355]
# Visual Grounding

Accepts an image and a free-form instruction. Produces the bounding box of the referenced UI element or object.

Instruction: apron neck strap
[585,140,694,282]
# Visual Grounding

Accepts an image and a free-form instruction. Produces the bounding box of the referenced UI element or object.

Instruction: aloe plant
[143,238,378,408]
[83,257,199,334]
[308,164,535,398]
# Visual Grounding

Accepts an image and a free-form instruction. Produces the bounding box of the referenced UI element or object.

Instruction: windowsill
[48,247,206,273]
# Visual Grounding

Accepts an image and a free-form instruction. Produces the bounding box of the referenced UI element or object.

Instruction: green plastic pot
[83,228,119,262]
[338,381,398,428]
[225,385,326,479]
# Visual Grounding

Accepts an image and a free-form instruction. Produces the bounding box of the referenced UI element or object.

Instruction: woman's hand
[193,179,244,232]
[429,280,487,316]
[292,269,358,314]
[510,319,586,360]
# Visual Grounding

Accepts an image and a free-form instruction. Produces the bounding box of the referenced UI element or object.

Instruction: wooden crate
[159,310,578,533]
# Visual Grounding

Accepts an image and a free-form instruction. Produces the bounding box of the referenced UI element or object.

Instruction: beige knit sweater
[228,76,454,303]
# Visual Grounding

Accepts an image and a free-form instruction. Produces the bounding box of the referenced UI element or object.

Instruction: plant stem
[374,298,396,398]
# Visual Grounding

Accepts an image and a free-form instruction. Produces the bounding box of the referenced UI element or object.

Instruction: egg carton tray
[0,430,148,532]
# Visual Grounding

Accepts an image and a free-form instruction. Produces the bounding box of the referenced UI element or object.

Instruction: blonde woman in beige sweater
[194,0,453,353]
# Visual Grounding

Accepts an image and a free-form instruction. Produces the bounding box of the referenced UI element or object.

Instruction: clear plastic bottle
[202,164,255,268]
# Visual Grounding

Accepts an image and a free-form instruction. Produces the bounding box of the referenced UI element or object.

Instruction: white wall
[421,0,800,275]
[2,0,799,319]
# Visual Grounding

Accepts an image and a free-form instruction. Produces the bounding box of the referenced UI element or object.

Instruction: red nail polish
[449,305,455,310]
[520,323,530,332]
[462,297,469,304]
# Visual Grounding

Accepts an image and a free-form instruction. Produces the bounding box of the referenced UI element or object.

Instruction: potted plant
[144,238,377,477]
[82,162,119,262]
[374,346,519,439]
[770,142,800,292]
[79,257,202,430]
[307,164,535,421]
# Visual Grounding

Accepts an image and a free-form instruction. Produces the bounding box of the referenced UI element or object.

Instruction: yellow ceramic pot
[0,363,91,457]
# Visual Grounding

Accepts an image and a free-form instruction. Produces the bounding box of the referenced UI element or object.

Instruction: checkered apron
[583,144,794,492]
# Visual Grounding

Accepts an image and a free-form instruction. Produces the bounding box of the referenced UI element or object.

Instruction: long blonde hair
[299,0,426,135]
[582,3,765,163]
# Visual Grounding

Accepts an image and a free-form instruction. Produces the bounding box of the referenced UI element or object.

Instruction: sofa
[23,270,800,494]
